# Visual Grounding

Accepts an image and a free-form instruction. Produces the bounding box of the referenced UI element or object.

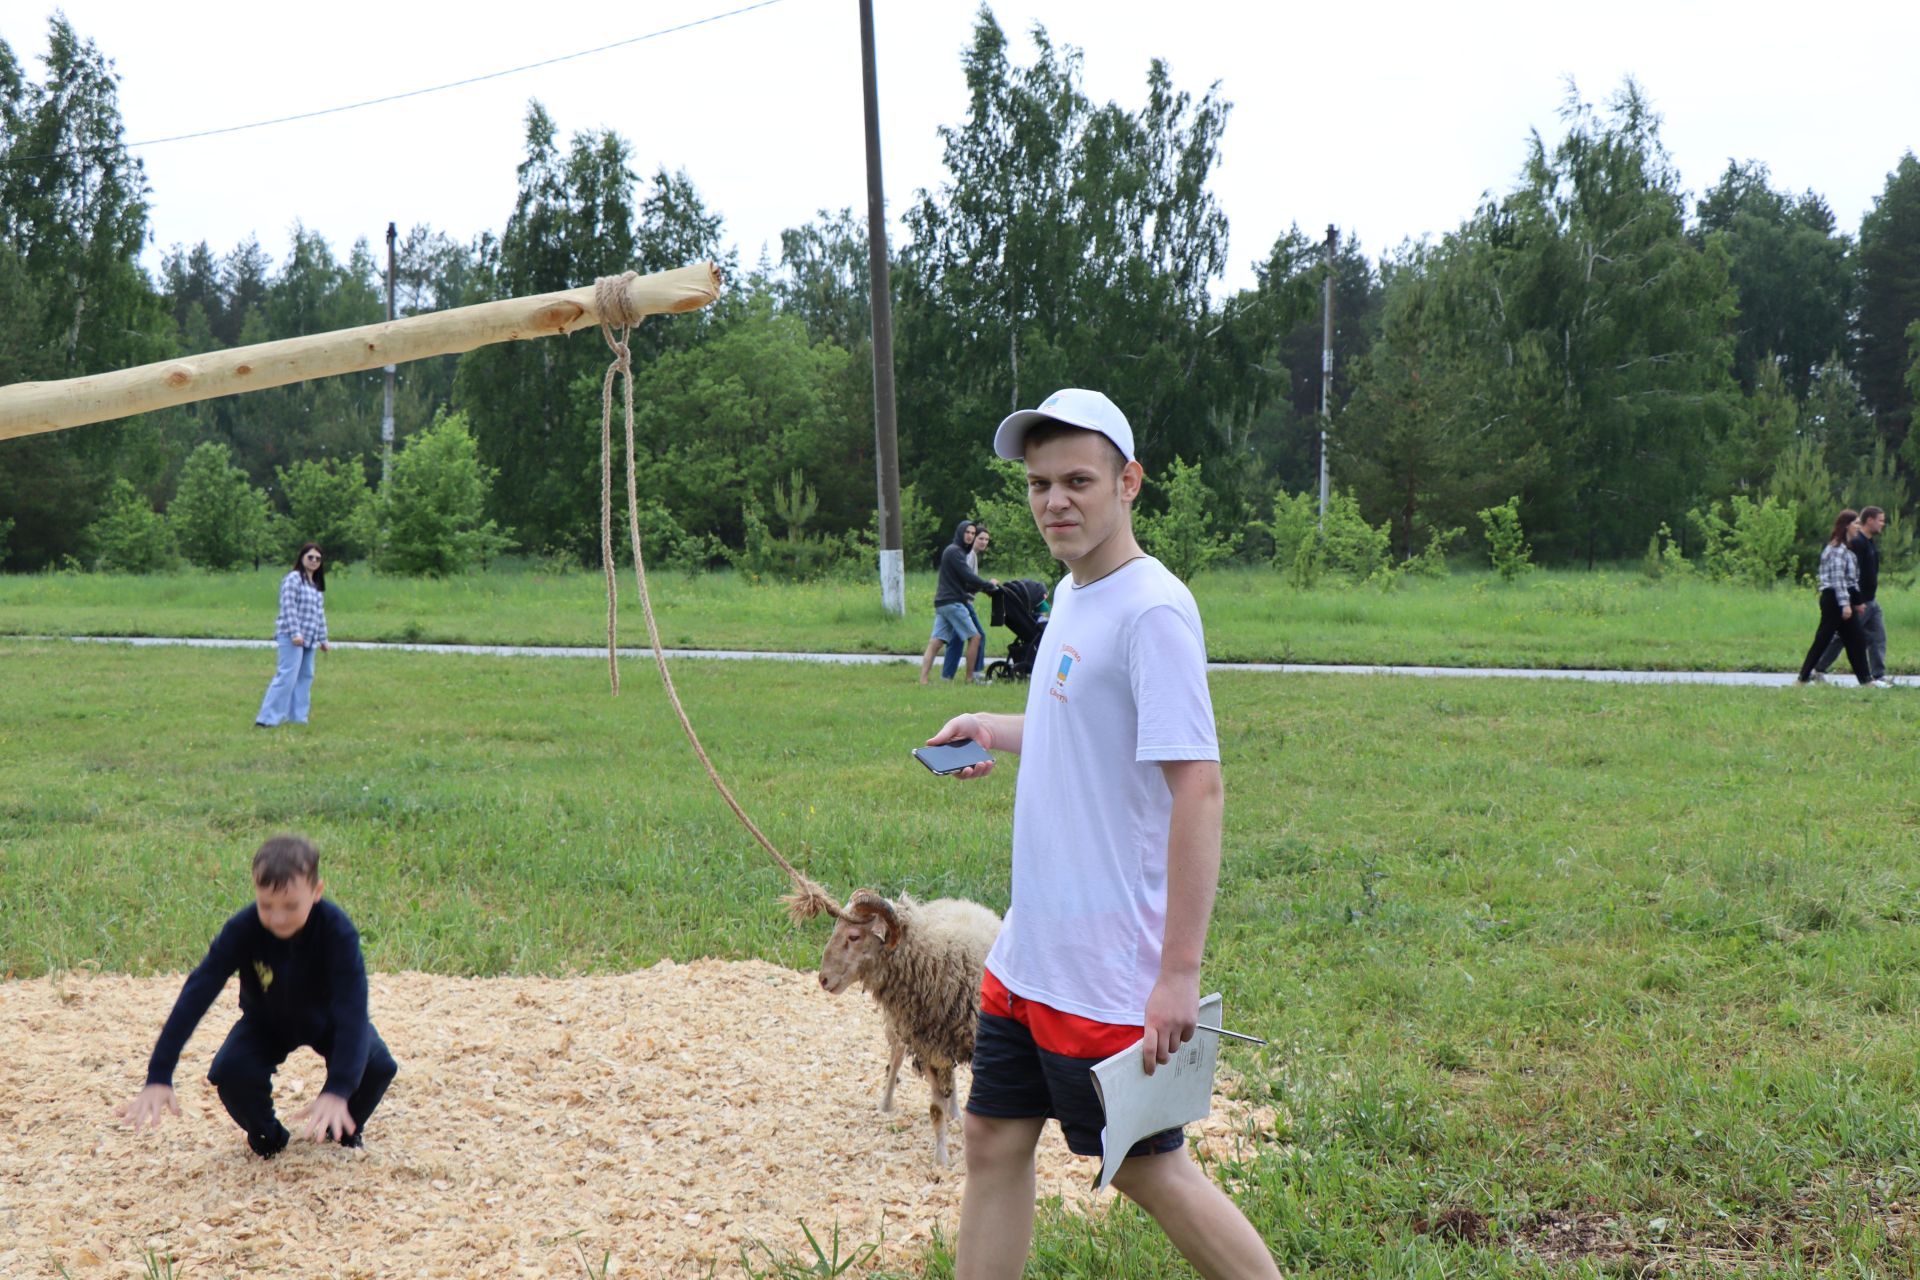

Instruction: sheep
[812,889,1002,1167]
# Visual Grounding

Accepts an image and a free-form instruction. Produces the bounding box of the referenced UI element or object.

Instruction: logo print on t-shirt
[252,961,274,993]
[1055,653,1074,685]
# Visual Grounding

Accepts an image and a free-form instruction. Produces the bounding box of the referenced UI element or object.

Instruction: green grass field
[6,640,1919,1275]
[2,561,1913,671]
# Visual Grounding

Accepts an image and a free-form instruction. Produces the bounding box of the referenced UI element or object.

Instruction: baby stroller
[983,579,1049,682]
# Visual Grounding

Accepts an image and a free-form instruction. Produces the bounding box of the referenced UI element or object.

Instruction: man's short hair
[253,834,320,888]
[1021,420,1129,477]
[1862,506,1885,522]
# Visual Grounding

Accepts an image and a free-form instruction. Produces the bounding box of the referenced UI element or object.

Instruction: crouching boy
[120,834,398,1157]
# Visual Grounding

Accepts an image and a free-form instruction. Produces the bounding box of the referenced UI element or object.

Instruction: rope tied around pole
[593,273,843,923]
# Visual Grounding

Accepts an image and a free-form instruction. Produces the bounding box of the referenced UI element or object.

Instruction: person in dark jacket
[944,524,994,680]
[1811,506,1891,686]
[119,834,398,1157]
[919,519,998,684]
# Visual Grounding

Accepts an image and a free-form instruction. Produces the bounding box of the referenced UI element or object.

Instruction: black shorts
[966,1010,1184,1160]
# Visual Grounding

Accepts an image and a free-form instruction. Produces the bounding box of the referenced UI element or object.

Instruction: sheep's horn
[847,889,904,950]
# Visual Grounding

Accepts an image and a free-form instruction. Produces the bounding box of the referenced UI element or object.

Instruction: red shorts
[969,968,1181,1160]
[977,968,1143,1058]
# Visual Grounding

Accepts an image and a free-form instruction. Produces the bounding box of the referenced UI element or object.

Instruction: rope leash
[594,274,841,923]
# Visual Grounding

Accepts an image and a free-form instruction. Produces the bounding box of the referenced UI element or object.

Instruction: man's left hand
[292,1092,356,1142]
[1141,970,1201,1076]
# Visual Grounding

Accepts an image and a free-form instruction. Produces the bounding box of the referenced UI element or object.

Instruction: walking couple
[1797,506,1893,689]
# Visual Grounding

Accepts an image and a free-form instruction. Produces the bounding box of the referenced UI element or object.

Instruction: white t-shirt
[984,555,1219,1026]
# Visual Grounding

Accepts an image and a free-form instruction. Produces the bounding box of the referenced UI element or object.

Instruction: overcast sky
[8,0,1919,298]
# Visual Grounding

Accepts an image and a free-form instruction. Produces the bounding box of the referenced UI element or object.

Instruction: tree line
[3,10,1918,581]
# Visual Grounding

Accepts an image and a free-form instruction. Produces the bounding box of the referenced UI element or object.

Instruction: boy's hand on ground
[119,1083,178,1129]
[293,1093,356,1142]
[1140,971,1200,1076]
[928,714,995,779]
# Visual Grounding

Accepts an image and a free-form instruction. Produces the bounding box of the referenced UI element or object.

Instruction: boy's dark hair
[253,834,320,888]
[1022,420,1128,477]
[1862,506,1885,522]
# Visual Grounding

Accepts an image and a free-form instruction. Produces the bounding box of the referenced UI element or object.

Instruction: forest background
[3,10,1920,590]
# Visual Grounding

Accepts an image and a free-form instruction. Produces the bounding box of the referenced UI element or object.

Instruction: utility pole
[381,221,397,491]
[859,0,905,616]
[1318,223,1336,528]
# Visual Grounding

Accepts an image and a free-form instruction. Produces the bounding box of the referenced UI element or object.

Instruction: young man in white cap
[926,389,1280,1279]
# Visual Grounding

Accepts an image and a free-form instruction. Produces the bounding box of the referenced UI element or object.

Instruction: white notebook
[1087,992,1224,1191]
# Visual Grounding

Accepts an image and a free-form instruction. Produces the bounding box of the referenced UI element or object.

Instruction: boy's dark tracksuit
[146,898,397,1155]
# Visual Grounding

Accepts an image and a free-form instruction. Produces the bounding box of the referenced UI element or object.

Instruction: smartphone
[912,738,993,775]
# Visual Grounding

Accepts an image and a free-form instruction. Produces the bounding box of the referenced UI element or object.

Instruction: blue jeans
[256,637,317,725]
[942,603,986,679]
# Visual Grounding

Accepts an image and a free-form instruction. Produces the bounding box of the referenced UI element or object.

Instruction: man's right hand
[291,635,306,648]
[1843,606,1853,620]
[928,714,996,780]
[120,1083,179,1130]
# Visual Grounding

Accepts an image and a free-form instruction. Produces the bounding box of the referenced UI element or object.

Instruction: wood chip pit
[0,960,1270,1277]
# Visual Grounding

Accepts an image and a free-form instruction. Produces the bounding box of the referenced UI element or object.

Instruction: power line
[0,0,788,168]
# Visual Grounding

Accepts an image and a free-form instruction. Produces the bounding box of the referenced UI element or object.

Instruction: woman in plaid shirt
[1796,510,1875,687]
[255,543,331,726]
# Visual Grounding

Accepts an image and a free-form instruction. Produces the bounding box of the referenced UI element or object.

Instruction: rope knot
[594,271,643,334]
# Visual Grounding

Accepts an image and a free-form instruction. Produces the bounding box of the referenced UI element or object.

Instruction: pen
[1196,1024,1267,1046]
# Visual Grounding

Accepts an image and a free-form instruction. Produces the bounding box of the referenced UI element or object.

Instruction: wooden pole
[858,0,905,617]
[0,262,722,442]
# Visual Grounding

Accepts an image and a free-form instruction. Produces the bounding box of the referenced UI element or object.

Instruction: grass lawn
[5,641,1920,1274]
[2,561,1914,671]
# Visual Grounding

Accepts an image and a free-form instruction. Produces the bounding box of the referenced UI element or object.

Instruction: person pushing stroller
[920,519,998,684]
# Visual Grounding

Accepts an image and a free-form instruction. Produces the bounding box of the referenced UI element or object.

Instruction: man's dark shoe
[248,1123,290,1158]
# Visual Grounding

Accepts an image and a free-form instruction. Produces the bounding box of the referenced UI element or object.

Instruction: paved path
[46,635,1913,688]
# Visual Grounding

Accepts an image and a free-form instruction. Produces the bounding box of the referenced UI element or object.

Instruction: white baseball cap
[993,388,1135,462]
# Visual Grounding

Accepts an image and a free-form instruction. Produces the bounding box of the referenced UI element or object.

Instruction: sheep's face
[818,895,898,994]
[818,917,882,994]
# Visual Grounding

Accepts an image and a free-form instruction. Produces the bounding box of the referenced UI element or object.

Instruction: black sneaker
[248,1123,291,1159]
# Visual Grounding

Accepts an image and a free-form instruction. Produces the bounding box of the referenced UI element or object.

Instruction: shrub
[1321,491,1391,581]
[1136,457,1240,581]
[1265,491,1320,574]
[170,442,272,570]
[1477,496,1532,582]
[869,481,944,571]
[1642,523,1695,581]
[276,456,377,564]
[84,479,177,573]
[628,501,723,573]
[378,411,515,575]
[770,468,820,541]
[1286,534,1323,589]
[1265,489,1390,584]
[1686,495,1798,586]
[725,494,859,582]
[1405,526,1464,579]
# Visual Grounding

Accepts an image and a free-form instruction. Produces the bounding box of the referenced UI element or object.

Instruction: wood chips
[0,961,1272,1277]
